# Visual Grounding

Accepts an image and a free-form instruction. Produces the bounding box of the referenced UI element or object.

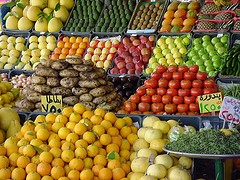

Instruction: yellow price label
[41,95,62,113]
[198,92,222,113]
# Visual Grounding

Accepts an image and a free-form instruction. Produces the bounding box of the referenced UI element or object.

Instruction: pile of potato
[14,56,122,112]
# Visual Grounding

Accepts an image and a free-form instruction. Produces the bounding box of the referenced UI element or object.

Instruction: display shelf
[116,114,142,128]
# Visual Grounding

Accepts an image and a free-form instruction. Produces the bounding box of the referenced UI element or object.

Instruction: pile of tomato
[119,65,219,115]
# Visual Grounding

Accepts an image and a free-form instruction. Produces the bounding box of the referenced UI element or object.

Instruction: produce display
[63,0,104,33]
[159,1,200,33]
[51,35,89,60]
[130,116,193,179]
[4,0,74,32]
[94,0,136,33]
[0,34,27,69]
[127,1,165,32]
[109,35,155,75]
[14,56,122,112]
[185,34,229,77]
[222,84,240,99]
[9,73,31,89]
[0,104,138,179]
[120,65,219,115]
[84,37,120,71]
[143,34,191,74]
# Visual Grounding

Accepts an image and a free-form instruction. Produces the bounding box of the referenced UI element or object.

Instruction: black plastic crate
[18,112,29,125]
[8,69,34,80]
[28,112,49,121]
[143,115,202,130]
[116,114,143,128]
[201,116,235,129]
[230,32,240,48]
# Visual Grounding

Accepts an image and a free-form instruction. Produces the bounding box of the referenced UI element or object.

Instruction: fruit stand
[0,0,240,179]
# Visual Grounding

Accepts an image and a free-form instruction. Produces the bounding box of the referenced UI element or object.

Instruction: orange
[48,138,61,148]
[98,168,112,180]
[174,9,187,18]
[45,113,57,123]
[58,127,71,140]
[61,47,69,55]
[112,167,125,180]
[68,169,80,180]
[61,141,75,151]
[53,47,62,55]
[171,17,184,26]
[0,168,11,179]
[121,163,131,175]
[63,37,70,42]
[26,172,41,180]
[75,147,87,159]
[50,147,62,158]
[11,167,26,180]
[80,169,94,180]
[39,144,50,152]
[57,41,65,48]
[6,144,18,156]
[106,143,119,153]
[100,120,112,131]
[107,127,119,136]
[72,42,79,49]
[55,114,68,124]
[114,118,126,129]
[31,155,40,164]
[74,122,87,136]
[87,144,99,157]
[61,149,74,163]
[120,126,131,138]
[82,36,89,43]
[122,117,133,126]
[52,157,65,167]
[9,152,21,166]
[94,108,106,117]
[66,121,77,131]
[66,132,79,143]
[51,54,59,60]
[162,18,173,25]
[69,158,84,171]
[90,115,103,125]
[75,53,82,58]
[164,10,175,19]
[130,126,138,134]
[120,139,131,151]
[34,115,46,124]
[111,135,122,147]
[64,164,71,176]
[159,24,172,32]
[23,144,36,157]
[76,48,84,54]
[52,122,65,133]
[62,107,74,118]
[93,140,103,148]
[0,155,9,168]
[79,42,87,49]
[120,149,130,161]
[39,151,53,163]
[92,125,105,137]
[59,54,67,59]
[48,133,61,142]
[83,131,96,144]
[69,112,81,123]
[73,103,86,114]
[83,157,93,169]
[99,134,111,146]
[21,124,34,136]
[17,155,30,168]
[25,162,37,174]
[127,133,138,145]
[76,37,83,43]
[51,166,65,179]
[69,36,76,43]
[92,164,104,176]
[75,139,88,148]
[69,48,77,55]
[41,175,54,180]
[104,112,117,124]
[93,154,107,166]
[30,138,43,147]
[99,148,107,156]
[107,159,121,170]
[36,128,50,141]
[82,110,94,119]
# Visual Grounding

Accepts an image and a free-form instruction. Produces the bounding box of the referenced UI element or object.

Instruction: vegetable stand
[163,147,240,180]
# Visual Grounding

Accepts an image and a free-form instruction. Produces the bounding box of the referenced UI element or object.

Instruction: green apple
[153,47,162,54]
[162,49,170,56]
[182,37,190,45]
[167,57,175,64]
[160,44,168,50]
[217,47,226,55]
[166,37,174,44]
[196,59,204,66]
[168,43,176,50]
[149,57,157,64]
[201,54,209,61]
[175,58,183,65]
[185,60,194,67]
[214,42,223,49]
[220,35,228,44]
[145,67,153,74]
[157,38,166,46]
[171,47,178,54]
[174,38,181,45]
[152,62,160,69]
[158,58,167,64]
[166,53,173,60]
[211,37,219,45]
[179,47,187,55]
[202,35,211,42]
[199,65,206,72]
[192,56,199,62]
[204,60,213,67]
[155,53,164,59]
[193,38,202,45]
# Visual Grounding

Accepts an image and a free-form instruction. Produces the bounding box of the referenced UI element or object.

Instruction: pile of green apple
[143,34,190,74]
[185,34,228,77]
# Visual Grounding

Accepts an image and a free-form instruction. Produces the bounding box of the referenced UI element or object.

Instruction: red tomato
[156,65,167,73]
[189,65,199,73]
[192,80,203,88]
[178,89,191,97]
[190,88,203,97]
[136,87,146,96]
[150,72,162,80]
[180,80,192,89]
[172,96,183,105]
[138,102,151,112]
[184,72,196,81]
[203,79,215,88]
[184,96,196,104]
[152,94,162,103]
[124,101,137,112]
[203,88,216,95]
[146,88,157,96]
[167,88,178,97]
[162,95,172,104]
[164,104,177,114]
[172,72,183,81]
[178,65,189,73]
[144,78,158,89]
[141,95,152,103]
[189,103,199,112]
[130,94,141,104]
[177,104,189,113]
[162,72,173,80]
[169,80,181,89]
[168,65,178,72]
[158,79,168,88]
[157,87,167,96]
[196,72,207,81]
[151,103,164,113]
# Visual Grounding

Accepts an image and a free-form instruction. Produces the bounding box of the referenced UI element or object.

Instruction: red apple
[122,37,131,45]
[138,44,146,50]
[141,48,151,56]
[100,54,107,61]
[110,67,119,74]
[94,48,102,55]
[140,36,148,44]
[117,62,126,69]
[97,41,105,48]
[131,49,141,57]
[126,62,135,70]
[114,57,124,64]
[119,68,127,74]
[105,40,112,48]
[87,47,94,55]
[146,41,154,49]
[132,39,141,46]
[109,47,117,54]
[125,56,133,63]
[120,51,131,59]
[107,54,114,61]
[90,40,99,48]
[133,56,141,64]
[130,36,138,42]
[92,55,100,62]
[142,54,150,64]
[129,46,138,54]
[135,62,144,70]
[112,39,120,48]
[124,42,133,49]
[135,68,142,74]
[102,47,109,55]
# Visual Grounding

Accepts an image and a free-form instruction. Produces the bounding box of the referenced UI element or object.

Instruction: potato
[79,93,93,102]
[83,60,94,66]
[22,87,36,97]
[94,67,105,78]
[63,96,79,106]
[51,87,72,96]
[33,84,51,94]
[79,80,100,88]
[59,69,79,77]
[46,77,60,87]
[31,75,46,84]
[79,71,99,80]
[80,101,96,110]
[15,99,35,110]
[35,102,41,109]
[26,92,41,103]
[72,87,89,96]
[35,67,58,77]
[97,103,114,111]
[98,78,107,85]
[73,64,93,72]
[93,96,107,105]
[60,77,79,88]
[89,87,106,97]
[65,56,83,65]
[51,60,69,70]
[40,59,53,68]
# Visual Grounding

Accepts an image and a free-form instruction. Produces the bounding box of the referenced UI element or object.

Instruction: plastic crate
[143,115,202,130]
[18,112,28,125]
[116,114,143,128]
[28,112,49,121]
[201,116,234,129]
[8,69,34,80]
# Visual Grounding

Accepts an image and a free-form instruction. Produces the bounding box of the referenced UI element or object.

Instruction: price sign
[41,95,62,113]
[198,92,222,113]
[219,96,240,124]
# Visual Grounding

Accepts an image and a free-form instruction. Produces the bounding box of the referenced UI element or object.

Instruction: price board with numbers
[41,95,62,113]
[198,92,222,113]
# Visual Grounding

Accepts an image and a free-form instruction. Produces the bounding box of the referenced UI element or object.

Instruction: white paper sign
[219,96,240,124]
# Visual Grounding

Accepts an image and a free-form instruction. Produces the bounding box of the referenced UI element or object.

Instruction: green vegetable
[223,84,240,100]
[165,129,240,155]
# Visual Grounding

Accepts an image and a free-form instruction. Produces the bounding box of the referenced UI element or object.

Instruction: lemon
[40,49,50,56]
[43,7,53,16]
[27,6,42,21]
[30,56,40,64]
[0,62,4,69]
[23,5,30,17]
[7,43,15,50]
[53,5,69,23]
[21,55,31,64]
[0,41,7,49]
[48,17,63,32]
[29,35,38,43]
[11,6,23,18]
[0,35,8,42]
[23,63,32,70]
[220,129,232,136]
[15,43,25,51]
[9,50,20,58]
[31,49,41,57]
[18,17,34,30]
[15,62,24,69]
[0,56,8,64]
[30,0,47,9]
[60,0,74,10]
[29,42,38,50]
[38,42,47,50]
[35,17,48,32]
[6,16,18,30]
[7,57,18,64]
[48,0,59,9]
[46,36,56,43]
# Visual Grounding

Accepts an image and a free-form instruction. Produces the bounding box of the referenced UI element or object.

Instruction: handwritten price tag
[41,95,62,113]
[219,96,240,124]
[198,92,222,113]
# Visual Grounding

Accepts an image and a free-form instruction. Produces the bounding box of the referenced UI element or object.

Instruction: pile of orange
[0,103,138,180]
[50,36,89,60]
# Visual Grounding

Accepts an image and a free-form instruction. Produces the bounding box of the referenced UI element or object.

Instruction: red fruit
[124,101,137,112]
[156,65,167,73]
[141,95,152,103]
[167,88,178,97]
[150,72,162,80]
[184,72,196,81]
[157,87,167,96]
[189,103,199,112]
[189,65,199,73]
[158,79,169,88]
[146,88,157,96]
[169,79,181,89]
[151,103,164,113]
[196,72,207,81]
[162,72,173,80]
[138,102,151,112]
[164,104,177,114]
[168,65,178,72]
[130,94,141,104]
[177,104,189,113]
[152,94,162,103]
[190,88,203,97]
[172,96,184,105]
[192,80,203,88]
[136,87,146,96]
[162,95,172,104]
[178,65,189,73]
[144,78,158,89]
[180,79,192,89]
[172,72,183,80]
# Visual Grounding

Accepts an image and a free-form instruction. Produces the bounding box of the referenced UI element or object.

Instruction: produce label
[198,92,222,113]
[219,96,240,124]
[41,95,62,113]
